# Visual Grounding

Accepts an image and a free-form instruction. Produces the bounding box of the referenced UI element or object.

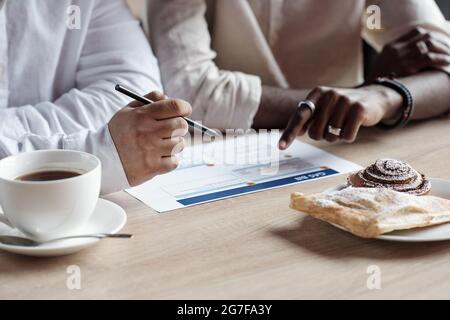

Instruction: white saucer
[0,199,127,257]
[325,178,450,242]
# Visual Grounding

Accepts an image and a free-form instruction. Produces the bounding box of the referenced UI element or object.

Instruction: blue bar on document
[177,168,339,206]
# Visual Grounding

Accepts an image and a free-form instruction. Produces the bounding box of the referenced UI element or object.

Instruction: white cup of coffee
[0,150,101,241]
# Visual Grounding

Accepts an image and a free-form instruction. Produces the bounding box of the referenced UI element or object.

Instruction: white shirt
[0,0,162,193]
[147,0,450,130]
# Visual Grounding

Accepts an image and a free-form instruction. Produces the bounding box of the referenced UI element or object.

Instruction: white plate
[325,178,450,242]
[0,199,127,257]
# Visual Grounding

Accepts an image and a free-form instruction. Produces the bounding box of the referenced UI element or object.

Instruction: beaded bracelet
[375,76,415,130]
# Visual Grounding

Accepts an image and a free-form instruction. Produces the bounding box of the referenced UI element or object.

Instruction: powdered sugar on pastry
[347,159,431,196]
[290,188,450,238]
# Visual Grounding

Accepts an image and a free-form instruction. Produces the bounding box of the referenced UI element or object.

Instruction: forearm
[256,70,450,130]
[252,85,310,129]
[401,70,450,120]
[3,81,135,139]
[373,70,450,122]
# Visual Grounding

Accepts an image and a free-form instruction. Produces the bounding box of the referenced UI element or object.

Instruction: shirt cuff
[228,74,262,130]
[63,126,130,194]
[202,73,262,130]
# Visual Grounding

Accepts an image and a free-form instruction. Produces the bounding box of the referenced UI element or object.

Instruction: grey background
[436,0,450,18]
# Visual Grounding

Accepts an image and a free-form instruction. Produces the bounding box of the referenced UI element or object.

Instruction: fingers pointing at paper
[278,85,403,150]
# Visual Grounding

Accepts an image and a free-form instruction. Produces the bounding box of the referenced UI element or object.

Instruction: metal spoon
[0,233,133,247]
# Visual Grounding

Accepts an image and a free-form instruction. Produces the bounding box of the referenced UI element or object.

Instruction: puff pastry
[290,187,450,238]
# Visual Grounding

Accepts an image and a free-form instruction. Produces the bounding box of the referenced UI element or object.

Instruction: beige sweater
[145,0,450,130]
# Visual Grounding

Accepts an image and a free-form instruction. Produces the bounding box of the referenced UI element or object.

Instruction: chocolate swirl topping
[348,159,431,196]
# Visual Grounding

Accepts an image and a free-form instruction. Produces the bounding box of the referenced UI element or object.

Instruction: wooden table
[1,118,450,299]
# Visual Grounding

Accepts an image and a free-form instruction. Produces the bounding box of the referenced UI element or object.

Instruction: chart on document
[126,132,361,212]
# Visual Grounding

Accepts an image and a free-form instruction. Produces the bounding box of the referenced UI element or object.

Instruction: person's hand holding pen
[278,85,403,150]
[109,91,192,187]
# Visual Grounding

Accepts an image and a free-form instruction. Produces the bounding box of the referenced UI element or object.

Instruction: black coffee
[16,170,81,182]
